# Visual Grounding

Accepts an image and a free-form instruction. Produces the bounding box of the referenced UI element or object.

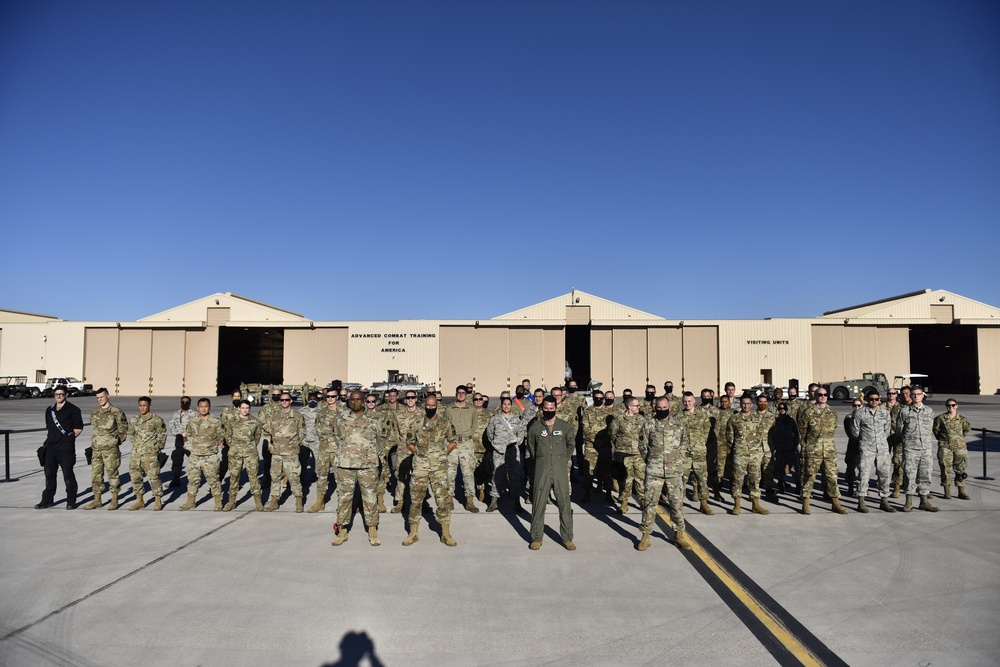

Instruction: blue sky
[1,1,997,323]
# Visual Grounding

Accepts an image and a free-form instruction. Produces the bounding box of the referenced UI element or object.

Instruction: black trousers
[42,443,77,505]
[170,434,186,485]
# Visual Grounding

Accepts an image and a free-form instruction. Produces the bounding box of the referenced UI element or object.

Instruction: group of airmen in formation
[36,375,973,552]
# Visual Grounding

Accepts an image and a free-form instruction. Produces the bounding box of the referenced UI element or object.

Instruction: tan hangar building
[1,288,998,398]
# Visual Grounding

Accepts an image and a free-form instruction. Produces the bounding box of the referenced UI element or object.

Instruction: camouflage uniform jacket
[609,413,648,456]
[91,404,128,450]
[756,410,776,450]
[445,403,476,441]
[715,408,734,445]
[896,404,935,450]
[726,412,764,454]
[224,415,262,456]
[555,401,580,438]
[257,401,281,424]
[220,404,239,429]
[261,409,306,456]
[393,409,423,452]
[582,405,614,444]
[473,408,492,454]
[315,406,340,454]
[643,415,687,477]
[185,415,225,456]
[785,398,805,422]
[486,412,524,449]
[798,404,838,446]
[511,397,534,418]
[639,398,657,418]
[127,412,167,456]
[932,413,970,450]
[887,402,903,438]
[168,409,196,438]
[333,410,381,469]
[563,393,587,421]
[407,413,458,473]
[677,409,711,455]
[299,405,321,445]
[848,406,891,448]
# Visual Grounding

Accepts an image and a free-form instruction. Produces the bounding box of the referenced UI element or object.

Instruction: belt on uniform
[456,436,471,442]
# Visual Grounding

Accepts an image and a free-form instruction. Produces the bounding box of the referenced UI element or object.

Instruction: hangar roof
[820,289,1000,322]
[0,308,59,322]
[139,292,306,323]
[492,290,664,322]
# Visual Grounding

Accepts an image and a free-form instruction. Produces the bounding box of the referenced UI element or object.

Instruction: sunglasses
[279,398,292,402]
[816,393,828,397]
[365,400,377,404]
[946,403,957,407]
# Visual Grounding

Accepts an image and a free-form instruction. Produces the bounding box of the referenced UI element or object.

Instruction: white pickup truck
[26,376,94,398]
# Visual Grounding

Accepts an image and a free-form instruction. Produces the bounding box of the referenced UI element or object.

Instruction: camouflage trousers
[269,452,301,498]
[129,451,162,497]
[716,442,732,482]
[903,445,932,496]
[937,445,968,489]
[227,451,261,496]
[376,452,391,502]
[616,452,645,499]
[393,451,413,504]
[641,474,685,534]
[409,465,453,527]
[91,447,121,494]
[856,441,891,498]
[314,449,336,497]
[334,466,378,530]
[187,453,220,496]
[447,442,476,498]
[581,442,599,479]
[890,436,905,488]
[801,441,840,499]
[682,448,710,500]
[732,447,766,499]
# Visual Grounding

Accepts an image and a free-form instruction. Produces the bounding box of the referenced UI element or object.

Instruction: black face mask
[271,396,281,403]
[567,386,577,394]
[542,410,556,421]
[654,409,670,420]
[604,398,614,406]
[180,402,191,410]
[701,397,712,406]
[665,386,673,394]
[339,396,348,403]
[592,397,603,407]
[233,400,241,408]
[425,408,437,418]
[645,392,655,400]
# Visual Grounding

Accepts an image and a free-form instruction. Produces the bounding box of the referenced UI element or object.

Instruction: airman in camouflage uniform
[309,391,342,513]
[84,389,128,510]
[257,388,284,492]
[390,394,423,513]
[299,392,322,497]
[402,395,459,547]
[608,398,647,514]
[712,395,735,501]
[798,390,848,515]
[260,392,307,512]
[637,398,692,551]
[222,400,264,511]
[445,387,480,513]
[885,389,905,497]
[895,387,939,512]
[725,397,769,515]
[471,394,492,503]
[754,395,777,501]
[218,389,243,482]
[180,398,225,511]
[934,399,972,500]
[126,396,166,511]
[678,393,714,514]
[848,391,893,512]
[581,391,613,502]
[698,390,720,485]
[374,390,405,512]
[330,392,383,546]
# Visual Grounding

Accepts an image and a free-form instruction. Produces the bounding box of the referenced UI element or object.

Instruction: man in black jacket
[36,384,84,509]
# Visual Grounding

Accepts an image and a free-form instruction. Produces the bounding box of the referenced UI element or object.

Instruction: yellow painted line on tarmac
[655,506,824,667]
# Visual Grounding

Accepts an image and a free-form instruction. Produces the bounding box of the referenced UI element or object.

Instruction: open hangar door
[217,327,284,395]
[908,325,979,394]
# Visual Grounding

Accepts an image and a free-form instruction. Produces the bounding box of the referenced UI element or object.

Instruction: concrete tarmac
[1,394,998,666]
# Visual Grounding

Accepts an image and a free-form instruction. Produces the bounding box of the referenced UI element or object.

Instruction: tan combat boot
[879,497,895,512]
[730,495,741,516]
[153,495,163,511]
[179,493,196,511]
[263,495,279,512]
[390,499,404,513]
[253,493,264,511]
[857,495,869,513]
[307,497,326,513]
[919,495,939,512]
[440,524,457,547]
[891,483,901,498]
[751,497,770,515]
[402,524,419,546]
[368,526,380,546]
[223,493,237,512]
[331,528,349,546]
[943,484,951,499]
[957,483,970,500]
[129,491,145,511]
[464,496,479,513]
[108,490,119,511]
[801,496,811,515]
[83,491,102,510]
[562,539,576,551]
[699,498,715,515]
[674,530,693,551]
[377,496,387,513]
[528,540,542,550]
[830,497,848,515]
[294,496,304,513]
[619,495,630,514]
[637,533,651,551]
[902,495,913,512]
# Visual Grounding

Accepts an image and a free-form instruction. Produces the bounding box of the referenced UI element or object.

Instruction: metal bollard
[1,431,21,483]
[975,428,994,481]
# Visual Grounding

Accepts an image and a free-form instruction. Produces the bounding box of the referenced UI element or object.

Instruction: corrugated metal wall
[611,328,647,393]
[118,329,152,395]
[184,328,219,398]
[542,327,565,391]
[440,326,474,395]
[717,319,813,390]
[84,329,119,391]
[683,326,719,395]
[590,328,612,389]
[344,322,439,389]
[647,328,682,390]
[473,328,508,397]
[979,328,1000,395]
[151,330,186,395]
